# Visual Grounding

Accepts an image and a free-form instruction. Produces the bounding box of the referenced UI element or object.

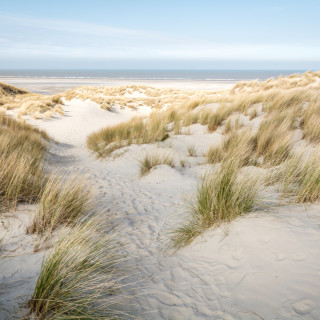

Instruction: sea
[0,69,306,94]
[0,69,305,81]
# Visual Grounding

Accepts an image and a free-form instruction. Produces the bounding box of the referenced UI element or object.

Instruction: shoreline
[0,77,236,94]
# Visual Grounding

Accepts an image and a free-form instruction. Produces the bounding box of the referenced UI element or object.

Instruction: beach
[0,76,235,94]
[0,69,301,94]
[1,71,320,319]
[2,0,320,317]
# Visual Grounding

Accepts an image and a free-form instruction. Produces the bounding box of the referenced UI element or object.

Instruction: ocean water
[0,69,305,81]
[0,69,307,94]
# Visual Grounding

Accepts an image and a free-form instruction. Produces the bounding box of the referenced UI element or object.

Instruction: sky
[0,0,320,70]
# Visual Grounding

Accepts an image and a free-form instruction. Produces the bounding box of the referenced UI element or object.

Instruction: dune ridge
[1,71,320,319]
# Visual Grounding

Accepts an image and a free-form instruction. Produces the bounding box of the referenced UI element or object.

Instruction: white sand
[0,205,44,319]
[1,97,320,319]
[1,77,236,94]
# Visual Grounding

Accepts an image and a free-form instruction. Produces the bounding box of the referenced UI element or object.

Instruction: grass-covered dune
[0,89,126,319]
[0,82,64,119]
[64,84,220,111]
[2,71,320,317]
[87,71,320,248]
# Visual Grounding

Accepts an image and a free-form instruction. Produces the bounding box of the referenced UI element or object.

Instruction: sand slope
[2,98,320,319]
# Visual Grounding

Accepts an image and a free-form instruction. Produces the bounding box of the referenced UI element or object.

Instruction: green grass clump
[139,153,175,175]
[29,217,124,320]
[171,160,260,248]
[28,173,92,234]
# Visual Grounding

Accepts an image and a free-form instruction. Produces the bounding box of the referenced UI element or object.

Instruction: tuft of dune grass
[139,153,175,175]
[0,113,48,210]
[0,82,29,96]
[249,106,258,120]
[171,160,260,248]
[0,82,64,118]
[0,112,50,140]
[207,129,256,167]
[65,85,219,113]
[230,71,320,94]
[87,72,320,167]
[187,144,197,157]
[199,103,234,132]
[28,173,92,235]
[87,115,167,157]
[281,150,320,203]
[224,115,242,134]
[29,216,125,320]
[302,94,320,143]
[256,110,296,166]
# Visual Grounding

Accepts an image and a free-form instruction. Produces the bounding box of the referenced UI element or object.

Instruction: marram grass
[28,172,92,235]
[281,150,320,203]
[29,216,125,320]
[171,160,260,248]
[0,113,47,210]
[207,129,257,167]
[139,153,175,175]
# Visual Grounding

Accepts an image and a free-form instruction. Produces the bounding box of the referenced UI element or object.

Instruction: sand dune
[1,74,320,319]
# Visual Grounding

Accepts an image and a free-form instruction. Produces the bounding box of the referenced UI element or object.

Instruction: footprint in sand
[231,248,244,261]
[271,251,287,262]
[292,299,313,314]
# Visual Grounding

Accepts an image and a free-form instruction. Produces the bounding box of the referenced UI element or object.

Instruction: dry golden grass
[0,111,93,237]
[230,92,264,113]
[256,111,296,166]
[207,129,256,166]
[263,89,309,113]
[187,144,197,157]
[224,115,243,133]
[0,112,49,140]
[171,159,261,248]
[248,106,258,120]
[0,113,48,210]
[168,71,320,248]
[87,115,168,157]
[84,71,320,251]
[65,85,219,112]
[280,150,320,203]
[0,85,128,319]
[0,82,64,118]
[139,153,175,175]
[29,216,125,320]
[302,92,320,143]
[88,100,235,157]
[28,173,92,235]
[230,71,320,95]
[0,82,28,96]
[87,72,320,169]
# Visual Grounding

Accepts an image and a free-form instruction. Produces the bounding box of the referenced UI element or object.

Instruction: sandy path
[23,99,320,319]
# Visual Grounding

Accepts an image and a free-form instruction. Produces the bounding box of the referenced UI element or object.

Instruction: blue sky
[0,0,320,69]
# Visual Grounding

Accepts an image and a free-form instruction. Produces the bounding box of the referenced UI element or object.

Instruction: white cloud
[1,39,320,61]
[1,13,320,62]
[0,13,160,39]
